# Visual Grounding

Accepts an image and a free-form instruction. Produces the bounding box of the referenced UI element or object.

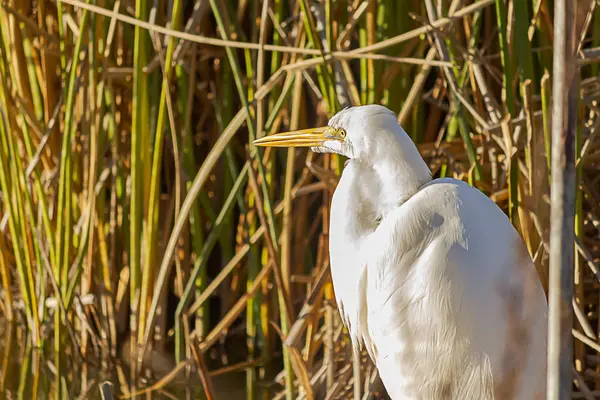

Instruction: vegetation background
[0,0,599,398]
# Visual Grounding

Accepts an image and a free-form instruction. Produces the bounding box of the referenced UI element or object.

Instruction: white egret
[254,105,548,399]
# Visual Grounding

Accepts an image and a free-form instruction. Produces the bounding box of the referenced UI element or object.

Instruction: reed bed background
[0,0,599,398]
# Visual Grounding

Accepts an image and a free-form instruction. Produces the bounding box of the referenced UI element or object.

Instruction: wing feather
[359,179,546,399]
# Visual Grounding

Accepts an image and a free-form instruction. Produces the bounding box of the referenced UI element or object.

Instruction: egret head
[256,105,432,219]
[254,105,422,167]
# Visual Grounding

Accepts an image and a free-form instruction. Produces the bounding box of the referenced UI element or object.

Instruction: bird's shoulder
[366,176,527,292]
[369,178,465,250]
[373,177,513,247]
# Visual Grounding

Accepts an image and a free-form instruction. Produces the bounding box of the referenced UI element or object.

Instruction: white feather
[326,105,547,399]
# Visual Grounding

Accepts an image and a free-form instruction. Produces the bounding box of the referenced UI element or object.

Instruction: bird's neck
[372,158,431,216]
[328,153,431,345]
[373,128,433,212]
[332,152,431,243]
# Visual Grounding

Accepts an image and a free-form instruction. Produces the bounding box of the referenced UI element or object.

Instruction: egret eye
[338,128,347,139]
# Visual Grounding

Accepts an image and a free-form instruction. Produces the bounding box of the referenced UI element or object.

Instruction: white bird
[254,105,548,399]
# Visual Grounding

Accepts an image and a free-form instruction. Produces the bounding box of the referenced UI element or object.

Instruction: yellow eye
[338,128,347,138]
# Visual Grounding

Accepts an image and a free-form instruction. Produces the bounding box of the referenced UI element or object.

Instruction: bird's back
[360,178,547,399]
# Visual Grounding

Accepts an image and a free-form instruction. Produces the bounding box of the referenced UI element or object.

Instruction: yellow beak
[252,127,343,148]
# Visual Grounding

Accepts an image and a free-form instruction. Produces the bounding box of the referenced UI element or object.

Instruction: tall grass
[0,0,599,398]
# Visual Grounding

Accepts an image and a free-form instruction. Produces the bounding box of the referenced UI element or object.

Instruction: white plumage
[254,105,548,399]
